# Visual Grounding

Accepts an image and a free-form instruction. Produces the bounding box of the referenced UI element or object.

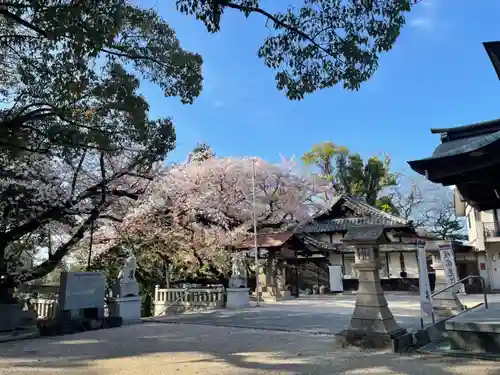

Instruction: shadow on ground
[0,322,498,375]
[2,294,500,375]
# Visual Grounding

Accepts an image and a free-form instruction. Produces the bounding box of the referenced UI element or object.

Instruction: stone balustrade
[29,298,58,319]
[153,285,225,316]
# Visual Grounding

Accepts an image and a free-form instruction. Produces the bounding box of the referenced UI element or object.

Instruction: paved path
[1,322,499,375]
[152,293,500,334]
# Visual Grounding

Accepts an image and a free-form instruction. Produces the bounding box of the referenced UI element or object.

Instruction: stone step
[444,302,500,353]
[0,327,40,343]
[418,339,500,361]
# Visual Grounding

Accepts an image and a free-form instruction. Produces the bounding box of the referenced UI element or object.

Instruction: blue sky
[140,0,500,173]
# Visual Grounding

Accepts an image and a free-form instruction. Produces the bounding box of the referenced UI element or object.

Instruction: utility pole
[252,157,260,307]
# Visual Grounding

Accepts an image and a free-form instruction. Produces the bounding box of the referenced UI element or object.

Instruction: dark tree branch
[12,206,104,284]
[0,9,47,37]
[219,1,331,57]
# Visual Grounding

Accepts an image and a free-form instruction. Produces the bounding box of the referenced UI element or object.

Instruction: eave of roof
[484,41,500,80]
[300,218,408,234]
[235,231,295,249]
[430,118,500,137]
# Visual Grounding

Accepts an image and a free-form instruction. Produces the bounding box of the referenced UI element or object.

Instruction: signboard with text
[438,242,463,293]
[417,239,433,316]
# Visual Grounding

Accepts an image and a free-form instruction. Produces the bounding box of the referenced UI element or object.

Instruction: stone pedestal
[229,275,246,289]
[112,280,139,298]
[431,259,463,318]
[226,288,250,309]
[107,296,142,324]
[338,260,406,348]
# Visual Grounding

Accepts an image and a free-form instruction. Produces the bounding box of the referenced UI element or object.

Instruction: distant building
[455,200,500,290]
[236,194,475,298]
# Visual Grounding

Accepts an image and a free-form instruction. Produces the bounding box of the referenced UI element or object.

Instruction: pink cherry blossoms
[118,156,332,278]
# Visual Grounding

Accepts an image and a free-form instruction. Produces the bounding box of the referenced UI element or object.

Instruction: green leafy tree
[301,141,397,208]
[177,0,420,99]
[0,0,203,298]
[187,142,216,163]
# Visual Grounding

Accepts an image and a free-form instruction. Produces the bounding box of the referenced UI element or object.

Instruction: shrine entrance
[285,257,329,297]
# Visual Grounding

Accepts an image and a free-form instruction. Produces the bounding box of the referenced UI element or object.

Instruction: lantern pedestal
[336,227,406,349]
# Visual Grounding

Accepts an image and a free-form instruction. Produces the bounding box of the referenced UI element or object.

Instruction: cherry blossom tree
[115,156,332,281]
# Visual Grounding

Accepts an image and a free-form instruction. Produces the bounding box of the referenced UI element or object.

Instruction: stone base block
[112,280,139,298]
[226,288,250,309]
[335,328,407,350]
[448,330,500,353]
[0,304,22,332]
[348,316,403,335]
[107,296,142,324]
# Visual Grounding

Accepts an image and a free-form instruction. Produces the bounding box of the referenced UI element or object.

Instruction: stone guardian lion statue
[118,254,137,281]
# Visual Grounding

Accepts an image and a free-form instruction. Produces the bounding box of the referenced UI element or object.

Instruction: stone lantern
[336,225,406,348]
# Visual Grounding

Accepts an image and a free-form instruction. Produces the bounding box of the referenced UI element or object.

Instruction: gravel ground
[0,322,499,375]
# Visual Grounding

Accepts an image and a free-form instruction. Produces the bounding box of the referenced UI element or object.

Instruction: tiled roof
[339,195,408,224]
[299,194,410,234]
[298,234,424,252]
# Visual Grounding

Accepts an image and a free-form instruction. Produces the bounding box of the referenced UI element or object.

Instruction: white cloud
[408,0,441,31]
[410,17,433,29]
[214,100,225,108]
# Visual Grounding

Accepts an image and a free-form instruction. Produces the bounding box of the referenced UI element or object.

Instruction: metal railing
[430,275,488,324]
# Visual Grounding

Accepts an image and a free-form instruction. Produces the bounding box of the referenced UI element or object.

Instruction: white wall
[388,253,402,278]
[466,204,478,245]
[343,253,356,278]
[477,252,490,289]
[481,210,494,223]
[403,252,419,278]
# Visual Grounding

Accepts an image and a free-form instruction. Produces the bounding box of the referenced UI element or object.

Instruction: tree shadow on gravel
[0,322,499,375]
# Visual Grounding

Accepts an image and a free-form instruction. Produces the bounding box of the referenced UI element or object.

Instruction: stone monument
[226,255,250,309]
[336,226,406,349]
[431,253,464,318]
[58,271,106,322]
[107,254,142,324]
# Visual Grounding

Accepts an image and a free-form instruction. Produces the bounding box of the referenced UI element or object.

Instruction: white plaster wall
[403,252,419,278]
[343,253,356,278]
[466,204,478,245]
[486,243,500,290]
[378,253,388,278]
[388,253,402,278]
[481,210,494,222]
[477,252,490,289]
